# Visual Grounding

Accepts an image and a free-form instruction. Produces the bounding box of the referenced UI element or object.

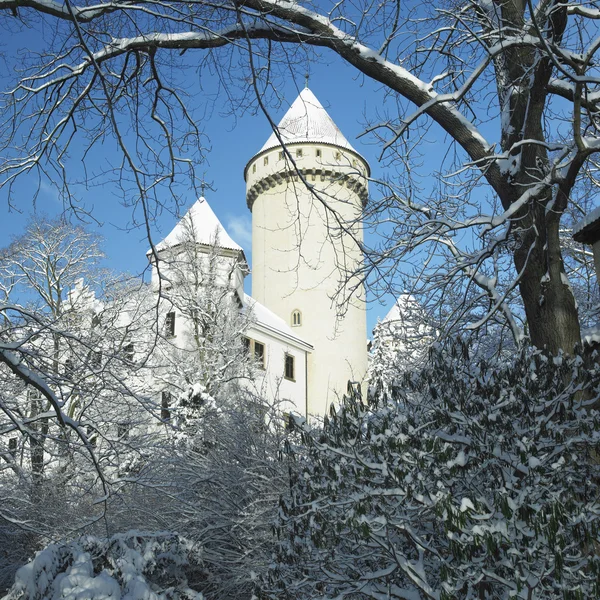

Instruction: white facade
[245,88,369,415]
[71,88,369,418]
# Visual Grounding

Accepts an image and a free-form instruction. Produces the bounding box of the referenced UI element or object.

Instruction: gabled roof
[148,197,243,255]
[244,294,313,352]
[573,205,600,244]
[258,88,358,155]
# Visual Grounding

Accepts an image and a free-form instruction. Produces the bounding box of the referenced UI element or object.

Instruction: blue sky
[0,39,407,332]
[1,13,487,336]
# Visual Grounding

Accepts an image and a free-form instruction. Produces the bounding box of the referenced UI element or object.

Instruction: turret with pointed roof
[148,197,247,301]
[245,88,369,416]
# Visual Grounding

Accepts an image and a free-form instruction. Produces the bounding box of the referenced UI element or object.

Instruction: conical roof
[149,197,243,254]
[258,88,358,154]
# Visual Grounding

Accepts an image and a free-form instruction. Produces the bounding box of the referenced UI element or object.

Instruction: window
[161,391,171,421]
[291,309,302,327]
[254,341,265,368]
[123,343,134,363]
[242,336,251,355]
[8,437,17,457]
[165,312,176,337]
[316,149,321,158]
[252,163,256,173]
[90,350,102,370]
[28,386,41,400]
[296,148,303,158]
[242,337,266,369]
[279,151,284,160]
[335,151,342,160]
[284,354,295,381]
[117,422,130,439]
[263,156,269,166]
[91,314,101,328]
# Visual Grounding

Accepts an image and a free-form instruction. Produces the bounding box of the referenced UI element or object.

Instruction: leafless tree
[0,0,599,353]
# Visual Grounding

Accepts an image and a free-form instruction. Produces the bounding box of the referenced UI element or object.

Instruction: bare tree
[0,0,599,354]
[148,217,253,401]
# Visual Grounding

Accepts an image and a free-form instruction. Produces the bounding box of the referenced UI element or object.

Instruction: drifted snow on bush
[2,532,205,600]
[260,343,600,600]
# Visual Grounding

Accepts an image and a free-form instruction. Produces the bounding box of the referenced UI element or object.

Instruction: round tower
[245,88,369,416]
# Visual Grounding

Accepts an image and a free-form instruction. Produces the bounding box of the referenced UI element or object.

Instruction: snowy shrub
[2,532,204,600]
[260,342,600,600]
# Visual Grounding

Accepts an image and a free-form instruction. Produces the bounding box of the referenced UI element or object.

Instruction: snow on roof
[573,205,600,244]
[382,293,420,323]
[149,197,243,254]
[244,293,312,351]
[257,88,359,155]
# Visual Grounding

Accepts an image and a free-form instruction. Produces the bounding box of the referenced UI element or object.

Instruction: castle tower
[245,88,369,416]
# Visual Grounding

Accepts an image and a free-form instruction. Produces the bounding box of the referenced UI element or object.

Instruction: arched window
[291,309,302,327]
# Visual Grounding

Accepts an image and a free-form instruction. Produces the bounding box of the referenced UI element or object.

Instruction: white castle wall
[246,144,369,416]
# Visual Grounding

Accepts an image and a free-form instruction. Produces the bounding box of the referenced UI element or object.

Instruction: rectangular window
[254,341,265,368]
[117,422,130,440]
[279,151,284,160]
[316,149,321,158]
[8,437,17,457]
[284,354,295,381]
[91,350,102,370]
[161,391,171,421]
[263,156,269,166]
[165,312,176,337]
[28,387,41,400]
[296,148,303,158]
[335,151,341,160]
[242,336,251,355]
[123,343,134,363]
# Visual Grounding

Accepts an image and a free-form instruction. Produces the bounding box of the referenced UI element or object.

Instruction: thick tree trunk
[513,202,581,354]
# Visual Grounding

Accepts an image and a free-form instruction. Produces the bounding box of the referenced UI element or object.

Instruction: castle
[145,87,370,417]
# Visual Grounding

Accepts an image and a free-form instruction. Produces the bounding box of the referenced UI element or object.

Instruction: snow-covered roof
[244,294,313,351]
[256,88,359,155]
[382,294,419,323]
[148,197,243,255]
[573,205,600,244]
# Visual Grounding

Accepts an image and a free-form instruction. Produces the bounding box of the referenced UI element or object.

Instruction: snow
[572,204,600,238]
[256,87,361,155]
[243,293,312,350]
[3,532,204,600]
[581,324,600,345]
[149,197,243,254]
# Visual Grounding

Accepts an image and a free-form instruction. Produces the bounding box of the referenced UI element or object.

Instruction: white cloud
[226,214,252,250]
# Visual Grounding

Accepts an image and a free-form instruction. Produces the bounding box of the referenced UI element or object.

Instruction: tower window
[161,391,171,421]
[264,156,269,166]
[335,151,341,160]
[291,310,302,326]
[8,437,17,457]
[165,312,176,337]
[316,149,321,158]
[279,151,284,160]
[284,354,295,381]
[296,149,303,158]
[252,164,256,173]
